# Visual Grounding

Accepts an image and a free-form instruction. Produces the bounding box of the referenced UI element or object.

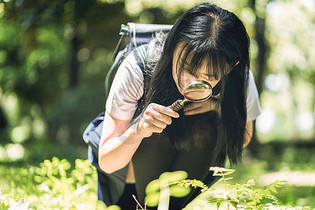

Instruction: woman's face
[172,43,223,95]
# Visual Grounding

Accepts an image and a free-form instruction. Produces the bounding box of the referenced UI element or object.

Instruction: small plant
[0,189,29,210]
[0,157,117,209]
[144,171,191,209]
[0,160,289,209]
[205,167,287,209]
[145,167,287,209]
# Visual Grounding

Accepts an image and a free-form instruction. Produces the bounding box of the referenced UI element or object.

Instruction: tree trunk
[0,107,7,129]
[248,0,269,155]
[69,30,80,89]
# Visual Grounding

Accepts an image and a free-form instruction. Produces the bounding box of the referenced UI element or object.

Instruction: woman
[98,3,261,209]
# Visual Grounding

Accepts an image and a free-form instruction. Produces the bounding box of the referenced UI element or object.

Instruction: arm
[243,120,253,147]
[99,49,182,173]
[99,104,179,174]
[98,112,139,174]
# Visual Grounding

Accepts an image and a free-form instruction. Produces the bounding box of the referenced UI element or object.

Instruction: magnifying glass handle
[170,99,187,111]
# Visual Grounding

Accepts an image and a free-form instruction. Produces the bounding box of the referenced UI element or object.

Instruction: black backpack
[105,22,172,99]
[82,22,172,205]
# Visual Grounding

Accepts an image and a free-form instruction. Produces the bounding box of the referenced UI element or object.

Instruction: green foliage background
[0,0,314,147]
[0,0,314,149]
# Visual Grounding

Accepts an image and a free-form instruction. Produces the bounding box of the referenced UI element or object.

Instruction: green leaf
[145,191,160,207]
[246,201,258,206]
[145,179,160,194]
[95,200,107,209]
[169,185,191,198]
[216,200,223,209]
[106,205,121,210]
[247,179,255,186]
[229,200,239,208]
[159,171,188,183]
[269,186,278,193]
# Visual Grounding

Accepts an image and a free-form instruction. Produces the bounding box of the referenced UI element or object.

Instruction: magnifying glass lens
[170,80,213,111]
[183,81,212,101]
[184,89,212,101]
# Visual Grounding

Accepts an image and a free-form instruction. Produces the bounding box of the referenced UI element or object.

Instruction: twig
[132,194,145,210]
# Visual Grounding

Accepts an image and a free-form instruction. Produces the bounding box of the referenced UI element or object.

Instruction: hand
[183,98,221,116]
[137,103,180,138]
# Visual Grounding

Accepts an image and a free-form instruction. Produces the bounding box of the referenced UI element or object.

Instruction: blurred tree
[257,0,315,143]
[0,0,184,144]
[247,0,269,154]
[0,0,131,144]
[0,106,7,129]
[0,0,314,152]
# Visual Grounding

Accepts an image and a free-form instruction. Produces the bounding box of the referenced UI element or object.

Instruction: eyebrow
[201,73,217,78]
[204,73,216,77]
[202,73,220,80]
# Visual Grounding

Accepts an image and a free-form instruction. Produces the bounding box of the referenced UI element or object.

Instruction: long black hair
[144,3,250,164]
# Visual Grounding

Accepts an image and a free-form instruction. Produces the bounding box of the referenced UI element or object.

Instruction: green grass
[1,142,315,209]
[0,158,103,209]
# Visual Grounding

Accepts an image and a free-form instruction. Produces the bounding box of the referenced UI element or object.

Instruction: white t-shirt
[106,51,261,121]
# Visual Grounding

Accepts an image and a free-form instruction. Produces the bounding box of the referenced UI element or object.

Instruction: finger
[150,104,180,118]
[152,110,173,125]
[138,121,163,138]
[143,113,169,129]
[141,120,164,133]
[145,108,172,125]
[151,125,164,133]
[151,117,168,129]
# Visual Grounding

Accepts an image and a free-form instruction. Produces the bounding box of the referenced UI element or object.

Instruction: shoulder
[118,47,146,80]
[248,70,255,83]
[105,46,148,120]
[246,70,262,121]
[133,44,148,63]
[247,70,258,96]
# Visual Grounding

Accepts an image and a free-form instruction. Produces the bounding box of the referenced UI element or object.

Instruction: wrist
[130,120,145,140]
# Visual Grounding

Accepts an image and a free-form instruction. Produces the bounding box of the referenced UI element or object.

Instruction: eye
[201,74,218,81]
[211,75,220,80]
[188,72,198,78]
[208,77,216,81]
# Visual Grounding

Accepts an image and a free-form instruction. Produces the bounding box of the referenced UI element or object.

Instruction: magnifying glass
[170,80,219,111]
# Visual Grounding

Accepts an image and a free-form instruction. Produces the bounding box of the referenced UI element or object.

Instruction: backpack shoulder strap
[133,44,148,72]
[106,23,172,99]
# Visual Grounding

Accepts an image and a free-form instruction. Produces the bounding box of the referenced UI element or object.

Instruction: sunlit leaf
[106,205,121,210]
[145,179,160,194]
[159,171,188,183]
[169,185,191,198]
[145,191,160,207]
